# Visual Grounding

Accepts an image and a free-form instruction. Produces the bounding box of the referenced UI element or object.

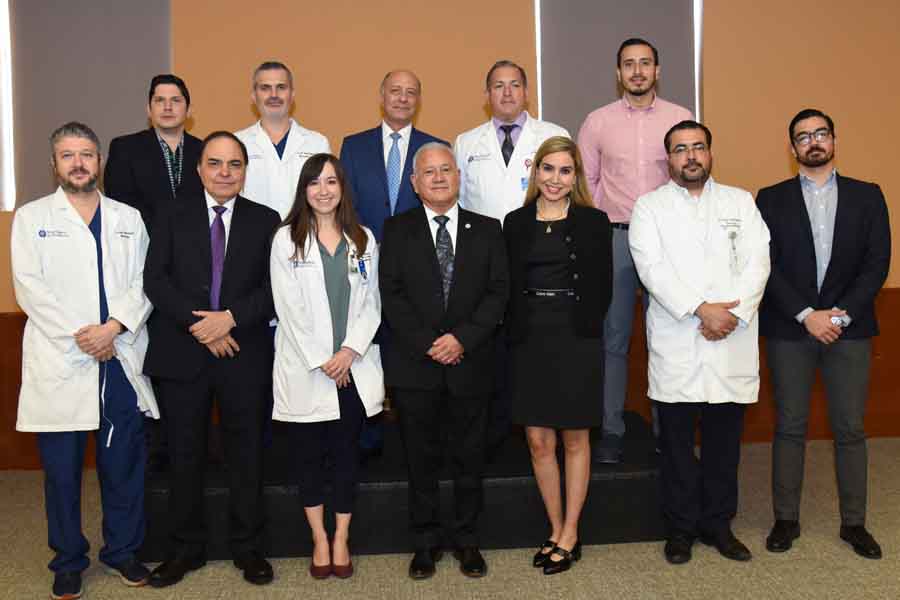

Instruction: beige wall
[171,0,537,151]
[3,0,899,311]
[704,0,899,286]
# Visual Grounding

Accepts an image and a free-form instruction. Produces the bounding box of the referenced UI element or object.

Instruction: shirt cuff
[832,307,852,327]
[795,307,814,324]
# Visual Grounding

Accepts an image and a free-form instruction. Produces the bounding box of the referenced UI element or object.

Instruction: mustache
[68,168,90,176]
[265,99,284,106]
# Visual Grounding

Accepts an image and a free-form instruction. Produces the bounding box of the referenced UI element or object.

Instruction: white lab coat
[235,119,331,219]
[454,113,569,223]
[270,224,384,422]
[629,178,771,404]
[11,188,158,432]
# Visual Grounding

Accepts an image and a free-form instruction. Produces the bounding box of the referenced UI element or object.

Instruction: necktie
[386,132,402,215]
[500,124,516,166]
[210,205,227,310]
[433,215,454,308]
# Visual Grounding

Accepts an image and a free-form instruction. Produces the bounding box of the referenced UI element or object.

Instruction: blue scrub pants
[37,358,146,574]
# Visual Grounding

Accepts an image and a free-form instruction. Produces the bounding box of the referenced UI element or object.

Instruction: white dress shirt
[205,191,235,249]
[382,121,413,169]
[629,178,771,404]
[423,202,459,249]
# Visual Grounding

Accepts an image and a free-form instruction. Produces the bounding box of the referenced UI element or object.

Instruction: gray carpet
[1,439,898,599]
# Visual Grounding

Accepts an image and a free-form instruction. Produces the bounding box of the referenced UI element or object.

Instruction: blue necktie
[386,132,402,215]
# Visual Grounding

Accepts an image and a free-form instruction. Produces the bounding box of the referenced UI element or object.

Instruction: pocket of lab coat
[724,325,760,377]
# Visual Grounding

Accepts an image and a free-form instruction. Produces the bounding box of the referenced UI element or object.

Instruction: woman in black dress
[503,136,612,574]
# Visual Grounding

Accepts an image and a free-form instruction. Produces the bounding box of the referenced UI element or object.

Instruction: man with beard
[11,122,158,599]
[757,109,891,560]
[577,39,693,464]
[236,61,330,219]
[629,120,771,565]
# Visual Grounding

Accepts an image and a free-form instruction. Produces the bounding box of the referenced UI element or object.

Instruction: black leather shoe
[543,541,581,575]
[148,554,207,588]
[664,533,694,565]
[766,520,800,553]
[233,551,274,585]
[840,525,882,559]
[409,548,443,580]
[593,435,623,464]
[454,547,487,577]
[700,529,752,562]
[532,540,557,568]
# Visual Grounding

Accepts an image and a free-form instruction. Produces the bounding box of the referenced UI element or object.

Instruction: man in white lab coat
[629,121,771,565]
[453,60,568,450]
[11,122,158,599]
[235,61,331,219]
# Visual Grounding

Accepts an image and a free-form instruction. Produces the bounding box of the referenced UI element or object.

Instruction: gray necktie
[433,215,454,307]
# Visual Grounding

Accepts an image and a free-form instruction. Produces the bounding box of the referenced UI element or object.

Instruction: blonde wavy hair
[523,136,593,208]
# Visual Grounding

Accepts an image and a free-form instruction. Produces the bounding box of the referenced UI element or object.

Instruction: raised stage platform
[139,412,663,561]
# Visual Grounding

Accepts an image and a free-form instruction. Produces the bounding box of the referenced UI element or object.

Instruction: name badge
[521,177,529,191]
[350,251,371,283]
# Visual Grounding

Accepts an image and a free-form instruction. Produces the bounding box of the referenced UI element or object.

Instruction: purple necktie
[210,205,227,310]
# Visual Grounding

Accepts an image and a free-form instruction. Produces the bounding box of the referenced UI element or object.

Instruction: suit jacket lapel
[194,194,213,291]
[790,176,818,275]
[143,128,176,201]
[370,126,391,207]
[410,209,444,315]
[221,196,247,293]
[447,208,475,310]
[821,173,849,291]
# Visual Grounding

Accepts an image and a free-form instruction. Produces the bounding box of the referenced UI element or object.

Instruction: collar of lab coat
[51,186,122,231]
[250,118,310,156]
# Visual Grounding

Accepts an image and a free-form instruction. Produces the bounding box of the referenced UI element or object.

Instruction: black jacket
[143,193,280,380]
[379,206,509,396]
[503,202,612,343]
[104,128,203,229]
[757,174,891,340]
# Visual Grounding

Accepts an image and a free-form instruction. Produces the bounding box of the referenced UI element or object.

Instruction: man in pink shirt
[577,38,693,464]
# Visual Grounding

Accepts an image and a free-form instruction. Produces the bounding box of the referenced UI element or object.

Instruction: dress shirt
[381,121,413,169]
[629,178,771,404]
[492,111,528,148]
[793,169,850,326]
[205,191,235,250]
[577,95,692,224]
[423,202,459,249]
[155,129,184,196]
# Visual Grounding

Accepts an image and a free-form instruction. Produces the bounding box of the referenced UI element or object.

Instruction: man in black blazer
[757,108,891,560]
[144,131,281,587]
[104,74,203,229]
[340,69,448,461]
[380,142,509,579]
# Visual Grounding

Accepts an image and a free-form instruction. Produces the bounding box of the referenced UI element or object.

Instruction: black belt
[524,288,575,297]
[611,222,629,230]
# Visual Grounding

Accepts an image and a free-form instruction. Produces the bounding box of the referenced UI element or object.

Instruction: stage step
[139,412,663,561]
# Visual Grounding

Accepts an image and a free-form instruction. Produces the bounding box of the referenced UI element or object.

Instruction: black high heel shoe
[543,541,582,575]
[532,540,557,568]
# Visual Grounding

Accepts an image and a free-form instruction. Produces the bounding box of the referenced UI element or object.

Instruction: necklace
[537,198,570,233]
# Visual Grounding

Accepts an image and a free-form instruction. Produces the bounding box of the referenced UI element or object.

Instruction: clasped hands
[74,319,123,361]
[322,347,359,388]
[695,300,740,341]
[190,310,239,358]
[803,308,847,345]
[427,333,464,365]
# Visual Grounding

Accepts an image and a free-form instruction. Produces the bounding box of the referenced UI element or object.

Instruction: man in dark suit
[757,108,891,560]
[340,69,448,461]
[143,131,281,587]
[105,74,203,473]
[104,74,203,229]
[380,142,509,580]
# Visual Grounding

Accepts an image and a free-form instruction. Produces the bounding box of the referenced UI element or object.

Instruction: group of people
[10,36,890,600]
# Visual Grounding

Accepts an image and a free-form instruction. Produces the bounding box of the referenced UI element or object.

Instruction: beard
[622,77,655,97]
[58,169,99,194]
[797,146,834,168]
[671,159,711,188]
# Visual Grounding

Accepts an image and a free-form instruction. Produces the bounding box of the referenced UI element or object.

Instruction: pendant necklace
[538,198,570,234]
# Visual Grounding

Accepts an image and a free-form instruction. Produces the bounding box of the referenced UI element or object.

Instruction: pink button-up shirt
[577,95,692,224]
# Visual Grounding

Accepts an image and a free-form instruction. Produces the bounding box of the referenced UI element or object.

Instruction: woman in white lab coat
[270,153,383,579]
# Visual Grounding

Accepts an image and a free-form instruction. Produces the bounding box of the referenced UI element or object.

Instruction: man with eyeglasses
[757,108,891,560]
[629,120,771,565]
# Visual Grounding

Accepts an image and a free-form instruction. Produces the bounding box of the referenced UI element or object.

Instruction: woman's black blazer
[503,202,613,343]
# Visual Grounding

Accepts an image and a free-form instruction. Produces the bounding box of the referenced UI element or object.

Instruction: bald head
[381,70,421,130]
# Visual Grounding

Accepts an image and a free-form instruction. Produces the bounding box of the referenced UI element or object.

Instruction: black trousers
[291,378,367,514]
[394,387,488,550]
[159,359,268,557]
[656,401,746,537]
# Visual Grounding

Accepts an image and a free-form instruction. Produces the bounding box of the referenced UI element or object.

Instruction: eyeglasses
[669,142,708,156]
[793,128,831,146]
